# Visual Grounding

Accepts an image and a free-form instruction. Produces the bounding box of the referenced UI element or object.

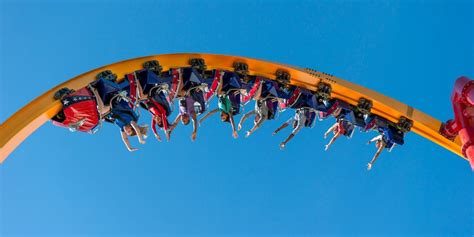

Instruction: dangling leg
[238,110,256,131]
[325,132,340,151]
[273,121,290,135]
[280,134,294,150]
[368,143,384,170]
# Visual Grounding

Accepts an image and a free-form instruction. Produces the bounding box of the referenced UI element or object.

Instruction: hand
[245,131,251,138]
[367,141,371,145]
[324,145,329,151]
[139,138,146,144]
[279,143,285,150]
[166,132,171,142]
[233,131,238,139]
[155,134,162,142]
[272,131,277,136]
[128,147,138,152]
[324,133,328,139]
[367,163,372,171]
[237,124,242,131]
[191,132,197,141]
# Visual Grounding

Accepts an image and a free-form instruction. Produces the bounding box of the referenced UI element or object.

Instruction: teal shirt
[218,95,232,114]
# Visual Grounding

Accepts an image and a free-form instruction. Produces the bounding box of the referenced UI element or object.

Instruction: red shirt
[148,99,169,135]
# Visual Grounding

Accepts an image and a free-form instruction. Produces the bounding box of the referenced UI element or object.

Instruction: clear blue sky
[1,0,473,236]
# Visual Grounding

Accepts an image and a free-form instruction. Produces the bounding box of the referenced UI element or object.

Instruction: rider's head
[123,125,134,136]
[181,114,190,125]
[154,116,163,127]
[220,112,230,122]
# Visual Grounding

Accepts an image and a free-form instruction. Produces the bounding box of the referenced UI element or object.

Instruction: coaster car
[364,115,405,149]
[51,87,100,133]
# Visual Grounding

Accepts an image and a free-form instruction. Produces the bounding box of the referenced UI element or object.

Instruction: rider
[323,117,353,151]
[273,108,316,149]
[89,83,147,152]
[200,70,242,138]
[238,98,278,138]
[169,68,206,141]
[366,127,399,170]
[238,78,280,138]
[366,133,387,170]
[129,71,173,142]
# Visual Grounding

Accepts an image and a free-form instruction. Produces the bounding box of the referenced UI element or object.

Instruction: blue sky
[0,0,473,236]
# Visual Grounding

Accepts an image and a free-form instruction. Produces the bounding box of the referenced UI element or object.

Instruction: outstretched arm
[229,114,238,139]
[199,108,219,124]
[170,114,182,133]
[130,121,146,144]
[151,118,161,142]
[191,114,198,141]
[136,77,146,101]
[89,86,109,116]
[238,110,256,131]
[121,131,137,152]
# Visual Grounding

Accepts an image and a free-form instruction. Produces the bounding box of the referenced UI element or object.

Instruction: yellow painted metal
[0,53,465,163]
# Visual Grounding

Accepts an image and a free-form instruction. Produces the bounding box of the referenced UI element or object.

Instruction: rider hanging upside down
[169,68,207,141]
[324,117,354,151]
[129,71,173,142]
[238,78,280,138]
[200,70,243,139]
[366,126,402,170]
[273,88,321,149]
[89,80,148,152]
[273,108,316,149]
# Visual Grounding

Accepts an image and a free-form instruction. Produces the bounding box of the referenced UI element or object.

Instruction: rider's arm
[130,121,145,143]
[241,78,261,104]
[192,113,198,134]
[229,114,238,138]
[151,117,160,140]
[89,86,109,116]
[137,78,146,100]
[121,131,136,151]
[170,114,182,131]
[199,108,219,124]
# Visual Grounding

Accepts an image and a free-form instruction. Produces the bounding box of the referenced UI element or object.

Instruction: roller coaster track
[0,53,466,164]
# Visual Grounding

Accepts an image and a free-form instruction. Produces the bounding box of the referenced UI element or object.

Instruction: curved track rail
[0,53,465,163]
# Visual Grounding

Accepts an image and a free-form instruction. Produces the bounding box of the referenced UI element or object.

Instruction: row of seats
[51,59,412,170]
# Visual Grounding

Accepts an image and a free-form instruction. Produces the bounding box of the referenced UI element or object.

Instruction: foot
[367,163,372,170]
[237,124,242,131]
[245,131,251,138]
[279,143,285,150]
[324,145,329,151]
